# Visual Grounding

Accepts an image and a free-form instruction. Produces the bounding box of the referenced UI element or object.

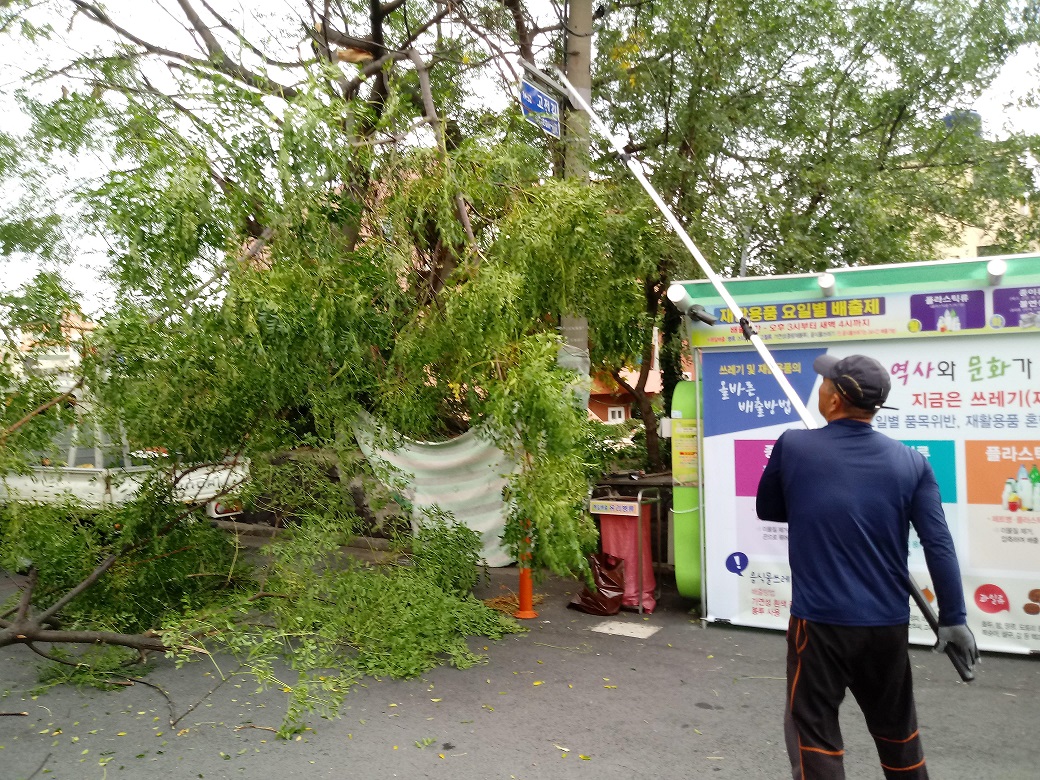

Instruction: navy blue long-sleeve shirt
[756,419,967,627]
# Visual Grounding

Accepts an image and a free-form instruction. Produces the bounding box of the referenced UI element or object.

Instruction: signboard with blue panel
[519,79,561,139]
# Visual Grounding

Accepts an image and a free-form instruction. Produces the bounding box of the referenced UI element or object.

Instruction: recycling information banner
[689,279,1040,347]
[700,333,1040,654]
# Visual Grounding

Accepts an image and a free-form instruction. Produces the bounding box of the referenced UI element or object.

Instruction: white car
[0,420,247,514]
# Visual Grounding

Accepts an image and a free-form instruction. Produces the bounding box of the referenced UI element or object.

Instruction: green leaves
[0,482,247,635]
[595,0,1040,272]
[0,272,82,473]
[1,458,520,736]
[409,510,486,597]
[159,506,521,735]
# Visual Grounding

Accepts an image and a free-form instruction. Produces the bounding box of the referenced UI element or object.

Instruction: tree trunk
[634,387,662,471]
[661,299,684,420]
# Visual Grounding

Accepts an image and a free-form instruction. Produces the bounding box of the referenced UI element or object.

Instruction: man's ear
[826,393,842,415]
[820,382,841,415]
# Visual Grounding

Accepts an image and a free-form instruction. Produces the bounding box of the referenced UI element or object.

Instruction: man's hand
[935,624,980,670]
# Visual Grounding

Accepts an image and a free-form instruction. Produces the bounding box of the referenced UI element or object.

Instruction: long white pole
[548,65,816,429]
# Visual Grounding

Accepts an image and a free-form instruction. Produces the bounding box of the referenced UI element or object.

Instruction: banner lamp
[818,272,836,298]
[986,258,1006,287]
[667,283,718,325]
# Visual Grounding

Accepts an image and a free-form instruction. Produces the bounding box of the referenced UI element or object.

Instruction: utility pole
[564,0,592,182]
[558,0,593,408]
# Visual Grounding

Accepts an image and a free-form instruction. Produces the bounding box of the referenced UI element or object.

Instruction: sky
[1,1,1039,315]
[974,47,1040,137]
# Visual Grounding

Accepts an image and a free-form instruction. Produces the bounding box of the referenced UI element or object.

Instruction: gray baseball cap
[813,354,897,411]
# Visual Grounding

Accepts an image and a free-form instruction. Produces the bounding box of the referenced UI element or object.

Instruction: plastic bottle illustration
[1008,487,1021,512]
[1019,465,1033,511]
[1002,478,1014,510]
[936,309,961,332]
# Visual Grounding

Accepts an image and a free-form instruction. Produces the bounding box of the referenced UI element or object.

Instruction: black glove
[935,624,980,670]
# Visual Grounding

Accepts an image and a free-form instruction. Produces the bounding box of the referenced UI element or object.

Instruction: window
[607,406,626,423]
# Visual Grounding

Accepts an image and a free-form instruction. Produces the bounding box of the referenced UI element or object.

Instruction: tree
[0,0,621,549]
[596,0,1040,271]
[0,0,616,731]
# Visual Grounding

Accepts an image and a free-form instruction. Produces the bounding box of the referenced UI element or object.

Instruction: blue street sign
[519,79,561,139]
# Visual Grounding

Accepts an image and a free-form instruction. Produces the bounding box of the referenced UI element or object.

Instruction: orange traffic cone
[514,532,538,619]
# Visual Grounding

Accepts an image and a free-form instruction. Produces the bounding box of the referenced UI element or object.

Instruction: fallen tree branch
[0,625,169,653]
[170,662,246,727]
[26,641,88,668]
[28,635,177,725]
[16,568,37,621]
[34,554,119,626]
[120,676,177,726]
[0,464,252,657]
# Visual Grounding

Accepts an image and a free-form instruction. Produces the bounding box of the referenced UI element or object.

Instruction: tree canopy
[594,0,1040,274]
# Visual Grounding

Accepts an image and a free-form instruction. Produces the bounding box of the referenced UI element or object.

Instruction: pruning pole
[542,64,969,680]
[546,64,814,429]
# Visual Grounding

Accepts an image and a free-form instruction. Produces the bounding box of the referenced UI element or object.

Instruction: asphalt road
[2,566,1038,780]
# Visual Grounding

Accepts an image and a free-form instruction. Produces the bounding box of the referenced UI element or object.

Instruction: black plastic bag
[568,552,625,616]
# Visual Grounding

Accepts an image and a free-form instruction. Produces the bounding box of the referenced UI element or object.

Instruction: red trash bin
[598,503,656,613]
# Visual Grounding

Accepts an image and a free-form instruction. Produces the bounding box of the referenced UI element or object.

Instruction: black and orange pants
[785,617,928,779]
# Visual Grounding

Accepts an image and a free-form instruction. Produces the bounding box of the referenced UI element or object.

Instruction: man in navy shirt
[756,353,978,780]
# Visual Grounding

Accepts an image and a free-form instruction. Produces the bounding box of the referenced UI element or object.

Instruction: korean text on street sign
[589,499,640,517]
[520,79,561,139]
